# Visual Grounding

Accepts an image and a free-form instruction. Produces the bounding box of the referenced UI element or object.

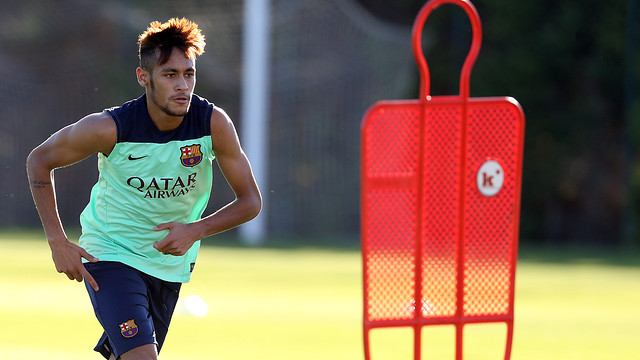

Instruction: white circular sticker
[477,160,504,197]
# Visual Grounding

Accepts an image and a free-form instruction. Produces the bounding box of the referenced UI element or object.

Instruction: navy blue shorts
[84,261,181,359]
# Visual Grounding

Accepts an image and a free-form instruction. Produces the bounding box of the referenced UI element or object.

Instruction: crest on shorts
[119,319,138,338]
[180,144,203,167]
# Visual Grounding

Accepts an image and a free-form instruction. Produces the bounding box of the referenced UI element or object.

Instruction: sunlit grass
[1,230,639,359]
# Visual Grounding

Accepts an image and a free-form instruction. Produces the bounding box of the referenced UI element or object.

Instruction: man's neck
[145,94,184,132]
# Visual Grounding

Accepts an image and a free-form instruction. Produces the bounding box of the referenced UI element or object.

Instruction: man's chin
[162,106,189,117]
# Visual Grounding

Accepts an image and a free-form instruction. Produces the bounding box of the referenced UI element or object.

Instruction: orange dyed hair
[138,18,206,71]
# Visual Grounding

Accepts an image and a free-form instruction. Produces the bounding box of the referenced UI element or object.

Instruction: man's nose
[176,75,189,90]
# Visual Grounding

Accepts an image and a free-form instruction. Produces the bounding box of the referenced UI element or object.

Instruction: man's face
[143,47,196,118]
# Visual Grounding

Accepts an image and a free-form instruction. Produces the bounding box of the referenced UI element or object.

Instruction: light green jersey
[79,95,215,283]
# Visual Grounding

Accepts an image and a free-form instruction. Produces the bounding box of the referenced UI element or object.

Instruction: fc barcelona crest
[180,144,203,167]
[119,319,138,338]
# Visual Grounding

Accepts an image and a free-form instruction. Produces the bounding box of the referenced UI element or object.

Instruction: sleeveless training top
[79,94,215,283]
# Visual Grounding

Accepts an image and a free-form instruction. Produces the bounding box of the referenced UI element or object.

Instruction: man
[26,18,262,359]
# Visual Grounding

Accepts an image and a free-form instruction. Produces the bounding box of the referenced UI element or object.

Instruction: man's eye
[165,74,175,77]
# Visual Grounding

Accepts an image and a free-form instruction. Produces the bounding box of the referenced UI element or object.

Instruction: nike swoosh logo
[128,154,149,161]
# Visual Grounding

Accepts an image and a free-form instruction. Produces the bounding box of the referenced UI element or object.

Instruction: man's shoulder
[189,94,215,118]
[187,94,215,135]
[103,95,147,142]
[70,112,117,154]
[82,112,117,131]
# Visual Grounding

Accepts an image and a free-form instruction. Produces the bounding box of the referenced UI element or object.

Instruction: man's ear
[136,67,149,87]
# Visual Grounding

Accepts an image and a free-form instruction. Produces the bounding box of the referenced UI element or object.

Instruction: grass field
[1,230,639,359]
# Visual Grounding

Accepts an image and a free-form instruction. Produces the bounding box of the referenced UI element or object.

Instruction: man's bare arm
[153,107,262,255]
[26,112,116,290]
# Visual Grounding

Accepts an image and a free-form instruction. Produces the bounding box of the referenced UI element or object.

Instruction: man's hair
[138,18,206,71]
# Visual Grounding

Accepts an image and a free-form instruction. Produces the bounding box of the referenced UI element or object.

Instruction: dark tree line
[358,0,640,246]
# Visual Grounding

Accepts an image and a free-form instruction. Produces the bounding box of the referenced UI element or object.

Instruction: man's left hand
[153,222,198,256]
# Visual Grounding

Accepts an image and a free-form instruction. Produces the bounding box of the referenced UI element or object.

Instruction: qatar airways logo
[127,172,197,199]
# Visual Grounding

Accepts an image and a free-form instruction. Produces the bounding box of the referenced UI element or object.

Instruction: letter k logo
[482,173,494,187]
[477,160,504,197]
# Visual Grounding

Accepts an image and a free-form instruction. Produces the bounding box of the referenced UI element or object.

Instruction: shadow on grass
[204,233,362,252]
[4,227,640,268]
[0,227,362,252]
[216,235,640,268]
[517,242,640,268]
[210,234,640,268]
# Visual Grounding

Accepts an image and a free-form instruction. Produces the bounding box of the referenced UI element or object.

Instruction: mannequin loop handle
[411,0,482,100]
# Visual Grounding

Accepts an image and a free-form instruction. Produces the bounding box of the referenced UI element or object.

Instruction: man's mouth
[172,95,189,104]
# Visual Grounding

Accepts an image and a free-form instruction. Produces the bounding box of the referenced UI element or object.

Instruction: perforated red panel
[362,97,523,342]
[363,103,420,322]
[362,1,524,359]
[462,100,523,317]
[420,104,462,320]
[362,99,523,321]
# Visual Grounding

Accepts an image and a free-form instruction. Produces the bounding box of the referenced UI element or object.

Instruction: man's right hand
[49,239,100,291]
[26,112,115,294]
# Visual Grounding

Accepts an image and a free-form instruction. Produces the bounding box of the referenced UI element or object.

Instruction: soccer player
[26,18,262,359]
